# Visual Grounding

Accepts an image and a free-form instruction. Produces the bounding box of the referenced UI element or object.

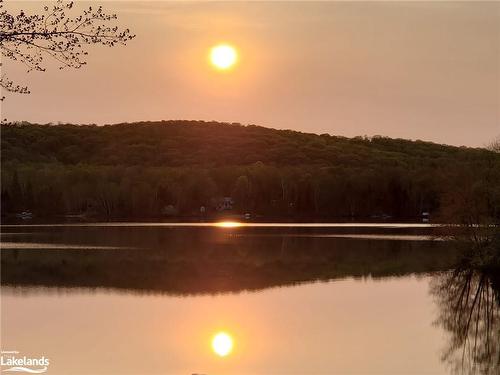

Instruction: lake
[1,223,498,374]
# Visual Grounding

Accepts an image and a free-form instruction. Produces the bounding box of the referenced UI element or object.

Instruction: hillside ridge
[1,120,493,167]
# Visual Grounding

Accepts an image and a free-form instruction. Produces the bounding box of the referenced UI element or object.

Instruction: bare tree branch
[487,136,500,153]
[0,0,135,98]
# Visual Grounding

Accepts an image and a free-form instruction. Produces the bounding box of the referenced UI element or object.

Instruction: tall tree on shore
[488,136,500,153]
[0,0,134,99]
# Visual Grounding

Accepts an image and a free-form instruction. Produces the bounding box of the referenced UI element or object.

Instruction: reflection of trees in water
[431,269,500,375]
[2,232,459,295]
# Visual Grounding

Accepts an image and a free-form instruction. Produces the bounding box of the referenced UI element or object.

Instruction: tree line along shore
[2,121,499,222]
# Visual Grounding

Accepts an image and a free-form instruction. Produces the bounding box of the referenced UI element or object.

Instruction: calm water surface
[1,223,498,374]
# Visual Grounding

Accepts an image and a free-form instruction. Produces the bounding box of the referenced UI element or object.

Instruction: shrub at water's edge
[453,230,500,271]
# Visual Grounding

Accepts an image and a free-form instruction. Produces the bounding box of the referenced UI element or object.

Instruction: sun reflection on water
[215,221,242,228]
[211,331,233,357]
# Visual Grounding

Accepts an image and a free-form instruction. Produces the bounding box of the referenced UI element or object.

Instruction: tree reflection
[431,269,500,375]
[1,227,460,295]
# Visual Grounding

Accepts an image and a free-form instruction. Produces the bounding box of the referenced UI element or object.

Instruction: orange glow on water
[211,331,234,357]
[215,221,242,228]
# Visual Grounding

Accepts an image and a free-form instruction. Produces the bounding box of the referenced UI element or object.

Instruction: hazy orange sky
[3,1,499,147]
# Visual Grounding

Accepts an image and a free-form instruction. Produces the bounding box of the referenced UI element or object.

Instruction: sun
[210,44,238,70]
[212,332,233,357]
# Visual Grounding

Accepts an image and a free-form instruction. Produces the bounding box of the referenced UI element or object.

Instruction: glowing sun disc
[210,44,237,70]
[212,332,233,357]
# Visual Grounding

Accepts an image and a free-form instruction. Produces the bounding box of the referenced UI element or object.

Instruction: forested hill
[2,121,499,220]
[1,121,492,167]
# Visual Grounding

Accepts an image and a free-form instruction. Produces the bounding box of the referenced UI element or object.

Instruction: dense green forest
[2,121,500,221]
